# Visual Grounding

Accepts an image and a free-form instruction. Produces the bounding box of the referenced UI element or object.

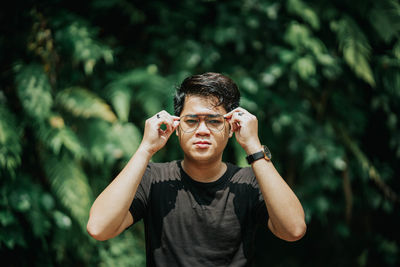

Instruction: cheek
[216,130,230,144]
[178,131,191,146]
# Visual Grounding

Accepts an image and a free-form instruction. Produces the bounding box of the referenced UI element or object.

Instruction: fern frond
[0,104,22,178]
[77,119,113,164]
[369,0,400,43]
[107,85,132,122]
[106,68,172,119]
[56,87,117,122]
[287,0,320,30]
[15,64,53,121]
[35,116,86,159]
[110,122,142,159]
[54,20,113,75]
[77,120,141,164]
[331,16,376,87]
[284,22,326,56]
[43,153,93,230]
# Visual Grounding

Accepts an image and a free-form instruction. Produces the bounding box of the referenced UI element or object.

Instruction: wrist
[137,143,156,159]
[243,141,263,155]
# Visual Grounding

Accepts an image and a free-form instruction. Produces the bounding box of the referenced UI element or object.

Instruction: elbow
[287,221,307,242]
[270,218,307,242]
[86,220,109,241]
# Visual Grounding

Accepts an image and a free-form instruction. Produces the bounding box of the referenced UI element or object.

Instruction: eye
[207,120,223,125]
[184,119,199,125]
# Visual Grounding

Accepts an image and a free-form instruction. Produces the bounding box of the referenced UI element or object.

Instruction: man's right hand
[139,110,180,156]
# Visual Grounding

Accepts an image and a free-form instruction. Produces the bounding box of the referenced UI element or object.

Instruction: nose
[195,120,210,135]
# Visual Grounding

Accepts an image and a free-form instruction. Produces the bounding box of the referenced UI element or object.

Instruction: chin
[185,150,221,163]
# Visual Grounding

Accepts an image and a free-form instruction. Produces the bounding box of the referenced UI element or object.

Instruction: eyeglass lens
[180,114,225,133]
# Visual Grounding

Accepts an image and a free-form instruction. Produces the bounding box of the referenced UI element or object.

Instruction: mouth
[194,141,211,149]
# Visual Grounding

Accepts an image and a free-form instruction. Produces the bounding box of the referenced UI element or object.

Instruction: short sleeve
[129,163,153,224]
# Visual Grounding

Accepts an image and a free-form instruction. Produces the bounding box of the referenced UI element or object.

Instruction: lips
[194,140,211,148]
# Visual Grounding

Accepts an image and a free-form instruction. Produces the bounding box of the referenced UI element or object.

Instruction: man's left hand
[224,107,262,155]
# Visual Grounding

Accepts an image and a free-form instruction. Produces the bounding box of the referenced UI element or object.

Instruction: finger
[156,115,177,131]
[232,121,241,132]
[229,112,246,125]
[156,116,173,133]
[227,118,239,132]
[223,109,236,119]
[154,110,173,121]
[156,112,177,131]
[224,107,248,120]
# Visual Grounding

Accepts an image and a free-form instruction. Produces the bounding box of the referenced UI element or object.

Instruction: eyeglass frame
[178,114,228,133]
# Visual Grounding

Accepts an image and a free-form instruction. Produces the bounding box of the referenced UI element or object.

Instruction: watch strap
[246,151,265,164]
[245,145,272,164]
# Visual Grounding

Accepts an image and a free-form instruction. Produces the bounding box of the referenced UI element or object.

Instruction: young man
[87,72,306,266]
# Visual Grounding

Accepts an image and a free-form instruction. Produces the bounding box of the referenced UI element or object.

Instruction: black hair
[173,72,240,116]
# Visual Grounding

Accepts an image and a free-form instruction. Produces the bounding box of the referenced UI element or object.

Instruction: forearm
[251,159,306,241]
[87,145,153,239]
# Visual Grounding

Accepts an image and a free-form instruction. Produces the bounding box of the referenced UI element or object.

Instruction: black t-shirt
[129,160,268,267]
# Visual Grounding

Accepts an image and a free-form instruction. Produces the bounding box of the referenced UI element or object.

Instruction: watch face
[263,145,272,160]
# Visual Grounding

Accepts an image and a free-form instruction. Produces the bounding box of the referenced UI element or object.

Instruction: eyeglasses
[179,114,226,133]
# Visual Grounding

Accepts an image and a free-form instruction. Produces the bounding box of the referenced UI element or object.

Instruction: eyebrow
[184,114,222,118]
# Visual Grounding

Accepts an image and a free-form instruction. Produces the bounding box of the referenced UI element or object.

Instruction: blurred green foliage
[1,0,399,266]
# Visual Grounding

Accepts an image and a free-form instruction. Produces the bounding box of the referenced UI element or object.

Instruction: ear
[228,124,233,138]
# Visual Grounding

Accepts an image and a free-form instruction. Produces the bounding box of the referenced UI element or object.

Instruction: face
[177,95,232,164]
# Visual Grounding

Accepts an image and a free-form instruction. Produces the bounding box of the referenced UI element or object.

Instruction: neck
[181,157,226,183]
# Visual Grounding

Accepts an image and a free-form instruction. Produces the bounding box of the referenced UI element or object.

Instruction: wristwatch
[246,145,272,164]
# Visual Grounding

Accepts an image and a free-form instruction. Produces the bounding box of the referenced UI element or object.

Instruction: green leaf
[0,104,22,177]
[56,87,117,122]
[240,77,259,94]
[106,67,172,119]
[53,210,72,229]
[287,0,320,30]
[369,1,400,43]
[108,85,132,122]
[77,119,141,164]
[44,153,93,230]
[331,17,376,87]
[284,22,325,56]
[54,20,113,75]
[15,64,53,120]
[293,56,316,80]
[110,122,142,159]
[0,210,16,226]
[34,116,86,158]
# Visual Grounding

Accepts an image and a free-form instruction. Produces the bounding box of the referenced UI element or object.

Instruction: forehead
[181,95,227,115]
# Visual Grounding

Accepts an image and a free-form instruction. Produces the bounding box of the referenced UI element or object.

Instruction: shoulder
[227,163,255,181]
[227,164,259,188]
[146,160,181,182]
[234,166,255,177]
